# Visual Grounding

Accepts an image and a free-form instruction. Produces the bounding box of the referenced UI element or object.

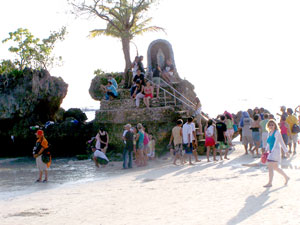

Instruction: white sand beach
[1,142,299,225]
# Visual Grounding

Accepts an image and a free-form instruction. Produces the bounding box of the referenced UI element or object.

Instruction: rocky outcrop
[0,68,68,120]
[0,68,68,157]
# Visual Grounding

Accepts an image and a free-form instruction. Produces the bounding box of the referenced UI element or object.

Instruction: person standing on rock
[33,130,51,182]
[152,64,161,99]
[194,97,203,136]
[263,119,290,188]
[95,128,109,154]
[138,56,145,76]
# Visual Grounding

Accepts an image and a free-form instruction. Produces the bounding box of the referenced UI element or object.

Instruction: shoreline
[1,142,299,225]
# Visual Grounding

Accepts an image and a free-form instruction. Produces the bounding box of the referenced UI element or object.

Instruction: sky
[1,0,300,120]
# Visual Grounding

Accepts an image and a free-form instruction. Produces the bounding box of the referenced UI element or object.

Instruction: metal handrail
[159,78,196,107]
[145,77,195,111]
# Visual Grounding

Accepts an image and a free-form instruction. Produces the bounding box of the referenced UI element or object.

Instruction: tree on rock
[70,0,164,85]
[1,27,66,72]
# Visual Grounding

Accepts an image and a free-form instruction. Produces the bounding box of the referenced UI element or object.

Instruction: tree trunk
[121,36,132,88]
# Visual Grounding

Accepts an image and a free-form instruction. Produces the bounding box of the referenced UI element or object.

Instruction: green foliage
[2,27,66,71]
[0,59,17,74]
[63,108,88,122]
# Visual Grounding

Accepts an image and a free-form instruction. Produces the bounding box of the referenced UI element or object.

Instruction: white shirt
[182,123,193,144]
[206,125,214,137]
[123,130,128,144]
[190,122,196,141]
[266,131,288,162]
[94,150,109,161]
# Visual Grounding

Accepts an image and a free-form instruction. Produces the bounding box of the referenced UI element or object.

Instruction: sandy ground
[1,142,300,225]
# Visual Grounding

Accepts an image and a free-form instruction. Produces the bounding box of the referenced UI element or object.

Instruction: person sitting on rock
[143,81,153,109]
[162,59,175,83]
[132,79,145,108]
[101,81,118,100]
[130,69,145,97]
[108,75,118,89]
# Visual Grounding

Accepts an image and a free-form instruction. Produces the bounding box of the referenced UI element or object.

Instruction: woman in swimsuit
[143,81,153,109]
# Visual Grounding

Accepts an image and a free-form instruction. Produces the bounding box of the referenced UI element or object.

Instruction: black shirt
[125,131,134,151]
[138,61,145,74]
[216,122,227,142]
[153,68,160,78]
[133,74,145,86]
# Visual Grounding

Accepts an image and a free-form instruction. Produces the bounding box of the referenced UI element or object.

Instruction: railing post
[173,89,176,106]
[164,90,166,106]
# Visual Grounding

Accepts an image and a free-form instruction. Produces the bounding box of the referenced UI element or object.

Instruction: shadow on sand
[226,186,285,225]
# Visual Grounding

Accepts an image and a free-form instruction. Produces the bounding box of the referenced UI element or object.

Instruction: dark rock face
[0,68,68,157]
[0,68,68,120]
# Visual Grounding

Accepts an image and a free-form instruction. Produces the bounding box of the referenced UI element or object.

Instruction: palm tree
[71,0,164,83]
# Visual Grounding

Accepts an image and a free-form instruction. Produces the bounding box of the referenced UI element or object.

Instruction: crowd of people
[102,55,176,110]
[32,105,300,188]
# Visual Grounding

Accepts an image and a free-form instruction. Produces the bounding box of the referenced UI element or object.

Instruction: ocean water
[0,157,112,201]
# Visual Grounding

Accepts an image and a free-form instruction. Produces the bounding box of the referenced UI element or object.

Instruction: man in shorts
[182,117,194,165]
[169,119,183,165]
[216,115,230,160]
[152,64,161,99]
[286,108,298,154]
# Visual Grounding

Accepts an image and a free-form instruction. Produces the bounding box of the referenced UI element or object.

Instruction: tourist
[194,97,203,136]
[240,111,254,154]
[152,64,161,99]
[95,128,109,153]
[32,130,50,182]
[136,123,145,166]
[263,119,290,188]
[143,81,153,109]
[91,146,109,168]
[131,56,139,80]
[138,56,145,76]
[101,81,118,100]
[259,107,265,120]
[133,79,145,108]
[191,116,200,162]
[131,127,137,163]
[162,59,175,83]
[147,134,156,160]
[253,107,260,119]
[225,114,234,147]
[169,119,183,165]
[108,74,118,89]
[216,115,230,160]
[205,119,217,162]
[123,124,134,169]
[130,69,145,97]
[286,108,298,154]
[182,117,194,165]
[143,125,149,164]
[250,114,261,157]
[279,115,290,156]
[277,106,288,118]
[260,113,270,153]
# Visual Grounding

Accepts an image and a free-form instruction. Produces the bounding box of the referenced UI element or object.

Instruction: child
[147,134,156,160]
[205,120,217,162]
[91,146,109,168]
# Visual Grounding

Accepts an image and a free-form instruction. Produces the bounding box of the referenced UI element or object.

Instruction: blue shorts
[183,143,193,154]
[252,131,260,143]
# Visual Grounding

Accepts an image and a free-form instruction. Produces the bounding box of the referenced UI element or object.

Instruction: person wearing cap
[122,124,134,169]
[33,130,50,182]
